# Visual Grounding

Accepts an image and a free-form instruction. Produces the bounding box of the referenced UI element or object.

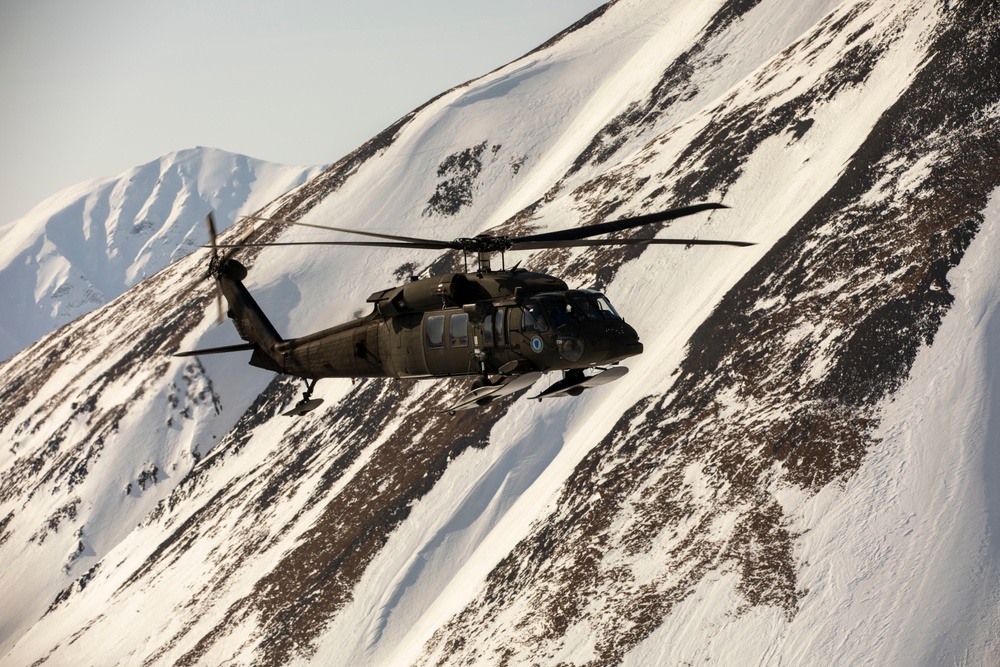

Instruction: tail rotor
[175,211,282,365]
[205,211,249,323]
[206,212,227,324]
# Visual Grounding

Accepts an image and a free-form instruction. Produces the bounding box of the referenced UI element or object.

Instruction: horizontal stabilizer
[173,343,255,358]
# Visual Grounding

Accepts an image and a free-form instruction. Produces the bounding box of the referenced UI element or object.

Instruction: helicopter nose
[611,321,643,360]
[578,320,642,365]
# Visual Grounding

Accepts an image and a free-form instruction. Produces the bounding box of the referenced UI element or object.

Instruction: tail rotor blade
[206,212,219,259]
[216,290,226,325]
[205,211,226,323]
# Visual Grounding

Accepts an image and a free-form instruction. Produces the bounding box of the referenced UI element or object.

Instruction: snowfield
[1,1,998,665]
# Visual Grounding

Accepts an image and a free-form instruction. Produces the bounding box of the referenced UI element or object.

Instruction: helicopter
[175,203,752,416]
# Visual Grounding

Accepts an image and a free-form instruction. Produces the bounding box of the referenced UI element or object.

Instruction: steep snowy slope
[1,1,998,665]
[0,147,325,361]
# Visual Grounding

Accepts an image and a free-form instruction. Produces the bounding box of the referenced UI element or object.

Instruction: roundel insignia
[530,336,544,352]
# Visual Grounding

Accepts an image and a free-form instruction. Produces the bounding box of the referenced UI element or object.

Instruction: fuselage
[255,270,643,380]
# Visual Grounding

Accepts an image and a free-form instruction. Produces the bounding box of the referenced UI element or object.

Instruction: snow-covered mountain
[2,1,999,665]
[0,147,325,361]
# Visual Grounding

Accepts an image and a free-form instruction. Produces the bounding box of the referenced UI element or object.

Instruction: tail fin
[214,258,285,373]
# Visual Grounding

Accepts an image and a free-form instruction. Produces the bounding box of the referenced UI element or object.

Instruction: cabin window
[483,313,494,347]
[426,315,445,349]
[450,313,469,347]
[494,309,506,346]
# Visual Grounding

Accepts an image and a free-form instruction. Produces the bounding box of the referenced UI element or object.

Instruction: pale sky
[0,0,607,226]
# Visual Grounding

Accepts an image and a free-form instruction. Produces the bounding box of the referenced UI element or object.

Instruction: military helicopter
[175,203,752,416]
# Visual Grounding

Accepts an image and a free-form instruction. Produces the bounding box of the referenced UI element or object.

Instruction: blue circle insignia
[530,336,544,353]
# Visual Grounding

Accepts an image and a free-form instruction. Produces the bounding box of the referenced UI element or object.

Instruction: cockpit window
[521,292,622,330]
[569,295,601,320]
[521,303,549,333]
[592,294,621,319]
[541,299,575,328]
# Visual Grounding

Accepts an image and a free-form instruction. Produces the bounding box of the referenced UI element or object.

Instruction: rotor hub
[454,235,513,253]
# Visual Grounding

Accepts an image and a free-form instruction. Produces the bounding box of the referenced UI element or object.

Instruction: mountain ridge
[0,146,325,361]
[1,0,998,665]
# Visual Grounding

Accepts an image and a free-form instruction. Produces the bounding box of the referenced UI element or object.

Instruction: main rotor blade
[513,202,728,244]
[510,236,755,250]
[241,215,450,247]
[206,239,455,250]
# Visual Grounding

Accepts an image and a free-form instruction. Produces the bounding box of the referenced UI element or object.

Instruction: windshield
[525,291,622,329]
[590,293,621,319]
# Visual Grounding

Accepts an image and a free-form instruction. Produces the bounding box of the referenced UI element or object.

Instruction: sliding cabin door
[422,310,477,376]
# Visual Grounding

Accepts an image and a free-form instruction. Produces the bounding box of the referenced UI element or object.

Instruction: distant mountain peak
[0,147,325,361]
